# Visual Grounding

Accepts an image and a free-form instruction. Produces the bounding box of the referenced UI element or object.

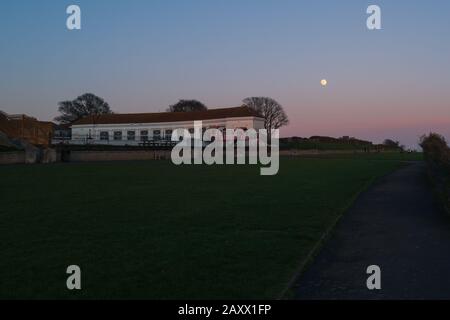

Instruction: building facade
[0,111,54,147]
[69,106,265,146]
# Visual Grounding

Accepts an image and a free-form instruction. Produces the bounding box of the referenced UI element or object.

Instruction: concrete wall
[0,148,59,165]
[1,149,171,164]
[1,148,398,165]
[42,148,59,164]
[68,150,172,162]
[279,149,392,156]
[0,151,25,165]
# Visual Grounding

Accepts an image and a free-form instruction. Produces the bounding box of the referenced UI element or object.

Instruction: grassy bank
[0,157,409,299]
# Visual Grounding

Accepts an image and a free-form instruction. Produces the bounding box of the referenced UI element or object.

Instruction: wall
[68,150,172,162]
[0,149,59,165]
[0,113,53,147]
[226,118,265,130]
[1,149,170,165]
[0,151,25,165]
[279,149,393,156]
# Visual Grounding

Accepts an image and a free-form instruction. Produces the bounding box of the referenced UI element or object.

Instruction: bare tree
[55,93,112,124]
[167,100,207,112]
[242,97,289,132]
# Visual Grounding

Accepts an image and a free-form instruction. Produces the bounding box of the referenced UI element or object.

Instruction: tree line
[55,93,289,131]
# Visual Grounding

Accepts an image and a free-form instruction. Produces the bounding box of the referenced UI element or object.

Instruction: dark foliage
[420,133,450,167]
[167,100,208,112]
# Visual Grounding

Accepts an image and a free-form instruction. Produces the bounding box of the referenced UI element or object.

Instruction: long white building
[69,106,265,146]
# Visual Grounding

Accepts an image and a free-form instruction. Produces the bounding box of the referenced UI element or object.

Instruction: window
[100,131,109,141]
[153,130,161,140]
[140,130,149,141]
[165,130,173,140]
[127,131,136,141]
[114,131,122,141]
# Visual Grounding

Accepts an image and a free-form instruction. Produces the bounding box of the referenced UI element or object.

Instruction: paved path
[295,162,450,299]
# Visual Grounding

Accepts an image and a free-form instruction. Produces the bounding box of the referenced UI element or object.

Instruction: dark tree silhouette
[383,139,406,152]
[167,100,208,112]
[420,133,450,165]
[55,93,112,124]
[383,139,400,148]
[242,97,289,131]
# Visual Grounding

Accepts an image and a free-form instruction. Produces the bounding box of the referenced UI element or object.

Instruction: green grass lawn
[0,156,416,299]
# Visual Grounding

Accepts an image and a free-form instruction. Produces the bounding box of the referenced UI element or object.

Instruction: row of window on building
[93,127,250,142]
[99,129,175,141]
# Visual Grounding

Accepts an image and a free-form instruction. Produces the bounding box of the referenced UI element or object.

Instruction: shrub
[419,133,450,167]
[420,133,450,214]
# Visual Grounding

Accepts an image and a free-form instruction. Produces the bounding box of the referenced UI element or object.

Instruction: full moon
[320,79,328,86]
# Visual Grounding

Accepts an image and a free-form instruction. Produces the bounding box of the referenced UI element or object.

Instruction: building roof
[71,106,263,126]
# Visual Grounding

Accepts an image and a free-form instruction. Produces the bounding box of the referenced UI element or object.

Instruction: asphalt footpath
[295,162,450,299]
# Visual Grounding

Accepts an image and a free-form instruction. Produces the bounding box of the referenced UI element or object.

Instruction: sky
[1,0,450,149]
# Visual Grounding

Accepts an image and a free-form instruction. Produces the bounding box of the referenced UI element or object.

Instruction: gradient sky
[1,0,450,149]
